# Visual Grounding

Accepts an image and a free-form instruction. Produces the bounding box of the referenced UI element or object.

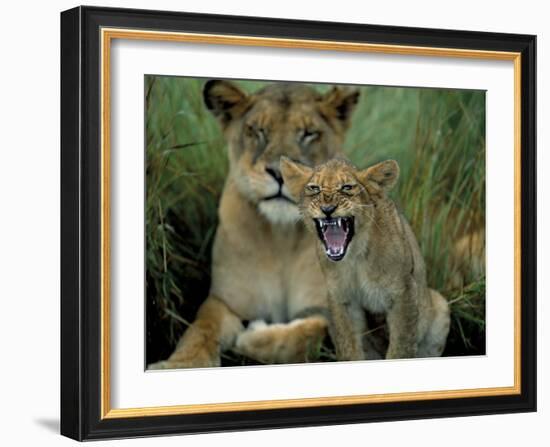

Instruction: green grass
[145,76,486,365]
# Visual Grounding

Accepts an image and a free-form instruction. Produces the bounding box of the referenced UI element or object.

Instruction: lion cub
[280,157,450,361]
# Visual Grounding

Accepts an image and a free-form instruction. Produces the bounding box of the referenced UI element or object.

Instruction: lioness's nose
[321,204,337,217]
[265,166,283,186]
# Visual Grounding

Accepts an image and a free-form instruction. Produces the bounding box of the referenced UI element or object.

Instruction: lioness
[149,80,360,368]
[280,157,450,360]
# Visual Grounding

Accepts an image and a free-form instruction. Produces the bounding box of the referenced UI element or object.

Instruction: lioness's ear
[321,87,360,130]
[203,80,248,127]
[358,160,400,192]
[280,157,313,201]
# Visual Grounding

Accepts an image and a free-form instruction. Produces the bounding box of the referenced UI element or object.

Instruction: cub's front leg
[327,295,365,361]
[385,290,419,359]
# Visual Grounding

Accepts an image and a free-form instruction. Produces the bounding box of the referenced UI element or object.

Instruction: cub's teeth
[337,218,342,228]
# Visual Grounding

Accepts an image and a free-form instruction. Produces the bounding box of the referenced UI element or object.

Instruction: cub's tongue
[323,225,347,257]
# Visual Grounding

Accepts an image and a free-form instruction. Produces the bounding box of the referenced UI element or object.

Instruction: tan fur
[449,228,485,289]
[149,81,359,369]
[280,157,450,360]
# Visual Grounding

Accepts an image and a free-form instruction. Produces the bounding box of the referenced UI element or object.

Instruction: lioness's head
[203,80,359,224]
[280,157,400,261]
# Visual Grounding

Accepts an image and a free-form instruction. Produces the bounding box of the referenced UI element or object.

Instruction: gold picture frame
[61,6,536,440]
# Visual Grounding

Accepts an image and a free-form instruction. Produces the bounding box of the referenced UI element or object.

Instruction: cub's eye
[247,125,267,144]
[306,184,321,195]
[341,184,356,193]
[298,129,321,147]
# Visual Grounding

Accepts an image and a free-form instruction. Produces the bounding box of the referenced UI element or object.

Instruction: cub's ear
[320,87,360,130]
[358,160,400,193]
[280,157,314,201]
[203,80,248,127]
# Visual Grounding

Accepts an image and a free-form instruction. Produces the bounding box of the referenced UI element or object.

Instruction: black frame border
[60,6,536,441]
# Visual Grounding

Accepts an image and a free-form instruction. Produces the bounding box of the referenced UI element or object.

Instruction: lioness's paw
[147,360,175,370]
[247,319,268,331]
[235,320,273,354]
[235,321,280,362]
[235,318,326,364]
[147,349,221,370]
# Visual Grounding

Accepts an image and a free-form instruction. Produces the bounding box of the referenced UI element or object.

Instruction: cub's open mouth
[314,217,355,261]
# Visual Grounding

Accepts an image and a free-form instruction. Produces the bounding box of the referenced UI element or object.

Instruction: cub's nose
[321,204,337,217]
[265,166,283,186]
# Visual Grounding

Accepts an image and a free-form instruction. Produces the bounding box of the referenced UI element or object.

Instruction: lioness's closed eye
[280,157,450,361]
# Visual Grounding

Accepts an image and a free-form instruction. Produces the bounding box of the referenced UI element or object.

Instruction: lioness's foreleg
[235,315,327,364]
[148,295,243,370]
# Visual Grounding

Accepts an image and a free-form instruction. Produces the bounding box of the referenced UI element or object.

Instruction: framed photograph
[60,6,536,441]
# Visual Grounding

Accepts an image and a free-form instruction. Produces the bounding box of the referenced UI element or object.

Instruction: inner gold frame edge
[100,27,522,419]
